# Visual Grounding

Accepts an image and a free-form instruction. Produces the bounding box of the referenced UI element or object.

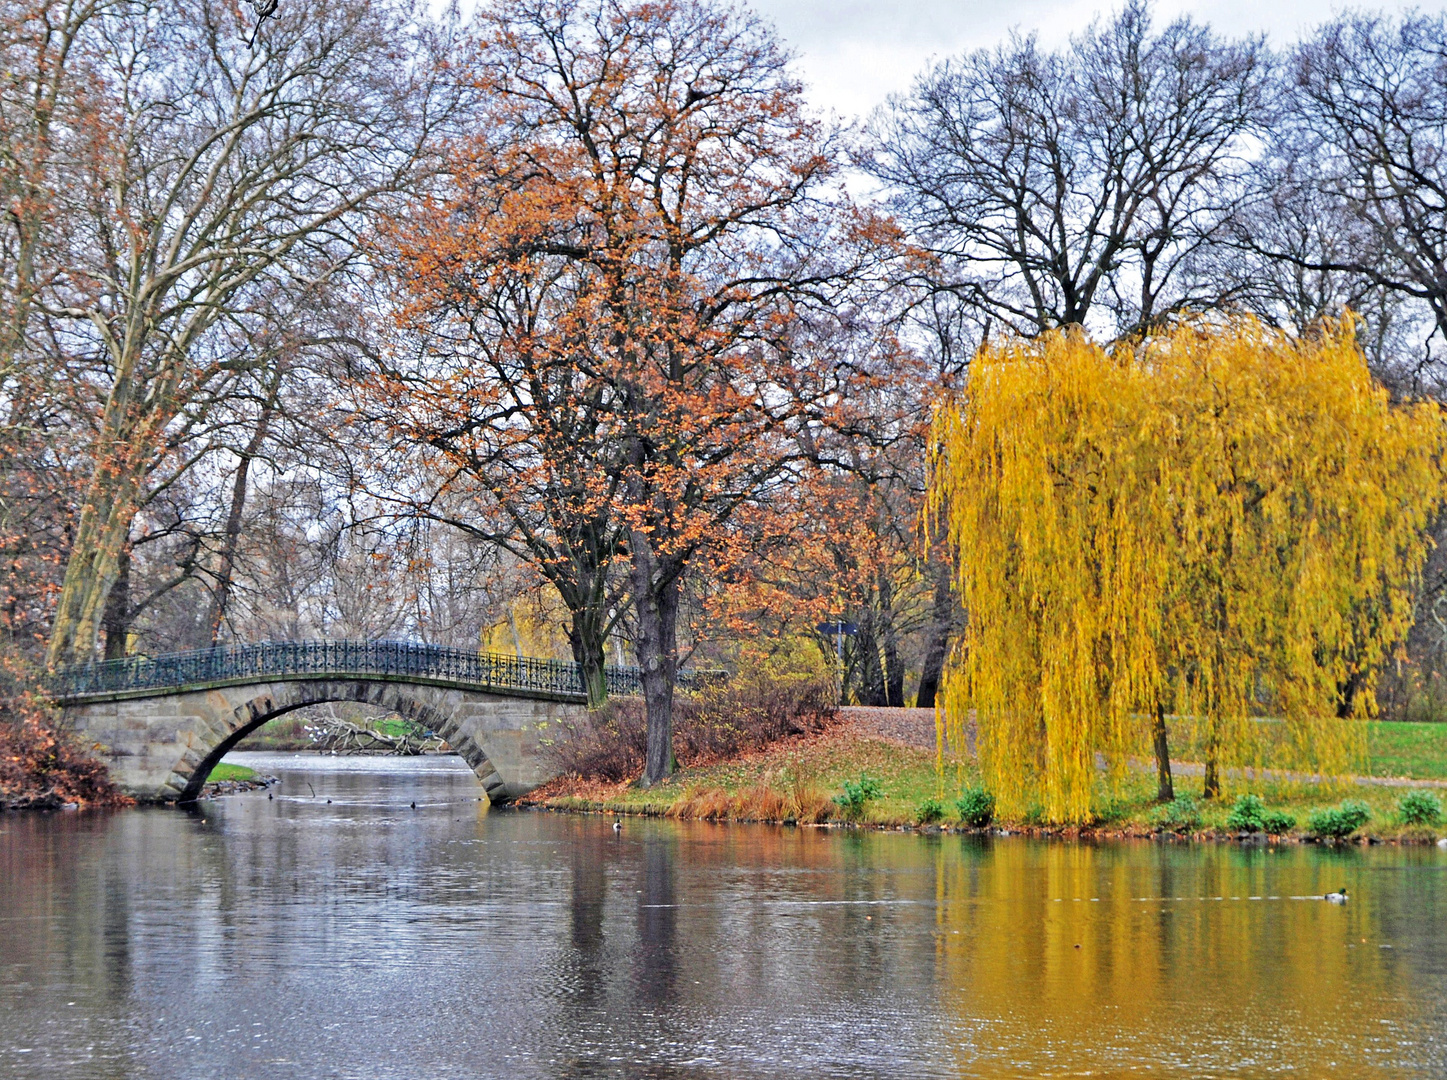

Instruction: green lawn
[1367,721,1447,780]
[1168,719,1447,782]
[373,718,416,737]
[535,725,1447,839]
[208,762,258,783]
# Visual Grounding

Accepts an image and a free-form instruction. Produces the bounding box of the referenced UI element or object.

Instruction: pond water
[3,751,1447,1079]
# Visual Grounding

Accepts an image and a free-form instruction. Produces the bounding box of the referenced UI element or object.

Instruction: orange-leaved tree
[377,0,897,782]
[931,318,1447,824]
[696,322,940,708]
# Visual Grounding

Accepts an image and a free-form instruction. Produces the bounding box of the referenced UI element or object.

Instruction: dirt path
[839,706,973,755]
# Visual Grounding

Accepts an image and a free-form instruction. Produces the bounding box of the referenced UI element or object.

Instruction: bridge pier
[61,677,587,803]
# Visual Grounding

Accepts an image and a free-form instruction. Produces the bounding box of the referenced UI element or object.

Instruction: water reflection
[928,840,1431,1076]
[636,832,677,1008]
[1,752,1445,1078]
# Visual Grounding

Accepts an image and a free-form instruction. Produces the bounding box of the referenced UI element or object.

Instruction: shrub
[546,702,649,782]
[1090,796,1130,825]
[1398,790,1443,827]
[1153,795,1201,833]
[834,774,883,815]
[674,670,838,763]
[1226,794,1268,832]
[955,786,996,828]
[1225,794,1294,834]
[915,797,944,825]
[1260,810,1296,835]
[1307,799,1371,838]
[546,667,839,782]
[0,680,127,809]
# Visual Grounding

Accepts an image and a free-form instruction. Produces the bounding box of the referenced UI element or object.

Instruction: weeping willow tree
[931,318,1447,824]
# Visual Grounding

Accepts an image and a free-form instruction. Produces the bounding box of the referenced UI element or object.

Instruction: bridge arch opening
[177,681,509,804]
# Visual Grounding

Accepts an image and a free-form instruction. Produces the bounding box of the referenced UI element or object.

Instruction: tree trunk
[916,550,958,710]
[47,460,143,667]
[853,614,887,706]
[207,452,255,646]
[884,639,905,706]
[208,372,280,645]
[878,574,905,706]
[1336,670,1362,719]
[632,538,680,788]
[569,607,609,711]
[1152,702,1174,803]
[47,331,165,668]
[506,606,524,658]
[915,650,946,710]
[1203,731,1221,800]
[102,544,132,660]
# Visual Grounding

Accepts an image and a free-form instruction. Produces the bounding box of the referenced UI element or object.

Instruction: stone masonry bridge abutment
[46,641,643,804]
[63,677,582,803]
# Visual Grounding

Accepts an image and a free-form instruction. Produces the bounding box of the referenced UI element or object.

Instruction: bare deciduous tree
[865,1,1265,340]
[41,0,459,664]
[1237,12,1447,393]
[1220,153,1429,388]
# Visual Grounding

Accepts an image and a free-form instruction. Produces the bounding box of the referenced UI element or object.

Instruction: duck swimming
[1325,887,1348,904]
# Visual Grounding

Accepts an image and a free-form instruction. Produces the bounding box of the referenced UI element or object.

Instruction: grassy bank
[201,760,280,796]
[525,725,1447,842]
[233,716,313,751]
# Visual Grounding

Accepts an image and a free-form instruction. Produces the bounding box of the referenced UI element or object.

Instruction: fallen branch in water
[303,716,446,756]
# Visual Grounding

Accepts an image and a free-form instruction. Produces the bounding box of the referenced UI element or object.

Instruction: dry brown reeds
[661,768,835,824]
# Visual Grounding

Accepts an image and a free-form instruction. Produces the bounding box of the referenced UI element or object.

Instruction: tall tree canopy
[1235,12,1447,394]
[376,0,894,780]
[866,1,1265,342]
[30,0,455,665]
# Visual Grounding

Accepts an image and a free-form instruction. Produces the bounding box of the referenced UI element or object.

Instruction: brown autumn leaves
[369,0,921,783]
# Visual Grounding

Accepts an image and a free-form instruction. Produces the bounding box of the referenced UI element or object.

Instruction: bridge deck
[47,640,663,705]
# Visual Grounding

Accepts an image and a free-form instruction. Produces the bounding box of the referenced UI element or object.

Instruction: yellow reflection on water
[930,839,1418,1077]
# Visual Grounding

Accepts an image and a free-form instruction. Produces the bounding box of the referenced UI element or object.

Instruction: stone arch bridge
[48,640,649,804]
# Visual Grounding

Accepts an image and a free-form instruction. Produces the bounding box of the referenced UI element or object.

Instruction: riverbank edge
[0,700,131,812]
[517,798,1447,846]
[200,774,280,799]
[1,772,282,809]
[517,723,1447,846]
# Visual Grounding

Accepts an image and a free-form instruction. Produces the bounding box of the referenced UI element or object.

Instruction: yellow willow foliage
[930,318,1447,824]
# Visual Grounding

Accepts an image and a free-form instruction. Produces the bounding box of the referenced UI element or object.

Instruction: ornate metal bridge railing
[45,639,696,701]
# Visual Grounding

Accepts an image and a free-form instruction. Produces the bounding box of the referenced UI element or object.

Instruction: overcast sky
[747,0,1447,119]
